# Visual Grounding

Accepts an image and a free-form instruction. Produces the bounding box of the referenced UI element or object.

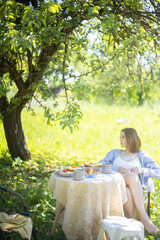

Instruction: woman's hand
[130,167,142,174]
[118,167,129,175]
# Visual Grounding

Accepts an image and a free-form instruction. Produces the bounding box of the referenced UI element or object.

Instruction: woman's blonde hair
[121,128,141,153]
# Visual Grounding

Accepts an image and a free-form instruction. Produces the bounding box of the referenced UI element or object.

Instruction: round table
[48,171,127,240]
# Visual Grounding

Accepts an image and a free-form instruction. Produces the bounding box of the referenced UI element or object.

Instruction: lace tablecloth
[48,171,127,240]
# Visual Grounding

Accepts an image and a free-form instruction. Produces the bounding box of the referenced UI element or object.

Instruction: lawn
[0,102,160,239]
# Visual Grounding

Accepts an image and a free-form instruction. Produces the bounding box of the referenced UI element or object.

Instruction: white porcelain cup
[93,166,102,173]
[102,164,112,174]
[73,168,87,181]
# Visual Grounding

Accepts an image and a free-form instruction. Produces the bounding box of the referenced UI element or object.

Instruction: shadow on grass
[1,155,160,240]
[0,156,68,240]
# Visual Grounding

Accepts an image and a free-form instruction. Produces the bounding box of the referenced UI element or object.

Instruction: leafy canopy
[0,0,160,131]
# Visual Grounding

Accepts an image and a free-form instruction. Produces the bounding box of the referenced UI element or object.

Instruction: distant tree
[93,46,160,106]
[0,0,160,160]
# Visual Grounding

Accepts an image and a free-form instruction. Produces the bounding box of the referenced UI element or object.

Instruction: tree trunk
[2,107,31,160]
[137,90,144,106]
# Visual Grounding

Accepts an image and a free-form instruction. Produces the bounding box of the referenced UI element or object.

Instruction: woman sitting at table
[99,127,160,235]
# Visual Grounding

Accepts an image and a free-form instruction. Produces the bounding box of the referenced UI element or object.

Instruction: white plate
[58,171,74,177]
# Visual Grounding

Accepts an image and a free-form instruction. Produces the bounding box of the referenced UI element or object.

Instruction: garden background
[1,100,160,240]
[0,1,160,239]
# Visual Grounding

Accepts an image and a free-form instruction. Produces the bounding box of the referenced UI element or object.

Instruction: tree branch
[26,48,34,86]
[8,60,26,91]
[62,38,69,104]
[0,95,9,116]
[25,42,59,87]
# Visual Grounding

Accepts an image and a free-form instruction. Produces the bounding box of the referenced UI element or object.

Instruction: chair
[135,190,151,221]
[97,216,144,240]
[147,191,151,218]
[0,185,38,240]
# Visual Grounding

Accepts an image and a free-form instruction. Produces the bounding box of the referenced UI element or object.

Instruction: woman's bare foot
[140,217,160,234]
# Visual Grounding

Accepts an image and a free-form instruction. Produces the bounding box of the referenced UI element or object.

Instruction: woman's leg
[123,173,160,234]
[124,187,136,218]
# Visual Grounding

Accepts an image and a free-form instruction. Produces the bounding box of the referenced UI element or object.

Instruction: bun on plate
[94,163,102,167]
[66,167,74,172]
[85,167,93,175]
[84,162,92,167]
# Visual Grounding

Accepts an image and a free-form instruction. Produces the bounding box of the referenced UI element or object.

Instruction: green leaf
[93,6,100,14]
[88,7,93,16]
[49,4,61,14]
[68,125,73,133]
[40,17,46,26]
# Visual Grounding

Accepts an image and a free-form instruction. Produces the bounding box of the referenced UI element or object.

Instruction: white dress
[113,154,141,172]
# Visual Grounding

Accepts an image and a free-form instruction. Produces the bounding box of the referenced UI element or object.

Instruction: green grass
[23,102,160,167]
[0,102,160,239]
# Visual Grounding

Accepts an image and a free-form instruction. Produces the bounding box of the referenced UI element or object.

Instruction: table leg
[51,203,63,236]
[97,227,105,240]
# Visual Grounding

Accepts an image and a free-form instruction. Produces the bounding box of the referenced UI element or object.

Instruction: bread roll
[84,162,93,167]
[66,167,74,172]
[85,167,93,175]
[94,163,102,167]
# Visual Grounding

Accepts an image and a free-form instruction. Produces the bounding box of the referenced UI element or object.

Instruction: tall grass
[21,102,160,166]
[0,102,160,240]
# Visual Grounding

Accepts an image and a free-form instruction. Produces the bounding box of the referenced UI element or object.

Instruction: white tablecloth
[48,171,127,240]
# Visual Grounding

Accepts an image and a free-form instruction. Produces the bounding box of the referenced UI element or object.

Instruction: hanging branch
[126,52,135,82]
[62,37,69,104]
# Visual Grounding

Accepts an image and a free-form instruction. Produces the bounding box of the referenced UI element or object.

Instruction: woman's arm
[99,149,121,172]
[139,151,160,178]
